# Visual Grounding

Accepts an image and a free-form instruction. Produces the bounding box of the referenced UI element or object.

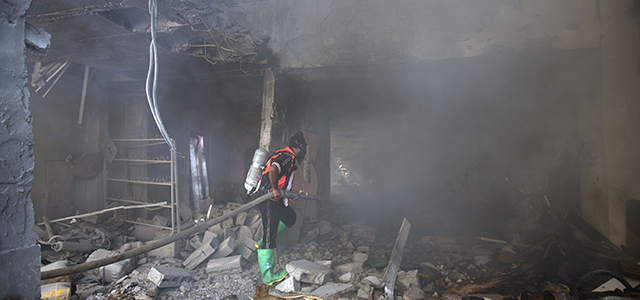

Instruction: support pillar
[0,0,41,298]
[580,1,640,247]
[260,68,275,151]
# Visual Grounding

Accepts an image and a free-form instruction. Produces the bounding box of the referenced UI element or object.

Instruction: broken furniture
[103,137,181,233]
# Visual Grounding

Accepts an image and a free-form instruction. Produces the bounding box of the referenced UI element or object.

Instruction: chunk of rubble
[286,259,333,285]
[311,283,354,298]
[354,252,368,263]
[357,283,373,300]
[350,224,377,244]
[235,212,247,226]
[275,276,301,293]
[147,266,190,288]
[396,270,420,293]
[403,286,425,300]
[363,276,382,287]
[212,236,237,259]
[206,255,242,274]
[338,272,352,283]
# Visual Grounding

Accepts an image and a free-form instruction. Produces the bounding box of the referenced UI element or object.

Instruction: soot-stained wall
[311,49,596,240]
[0,0,41,298]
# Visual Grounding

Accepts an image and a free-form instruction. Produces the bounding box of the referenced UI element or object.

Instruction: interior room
[1,0,639,299]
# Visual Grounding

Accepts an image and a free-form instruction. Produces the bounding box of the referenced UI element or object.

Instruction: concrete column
[260,68,275,151]
[0,0,41,298]
[580,1,640,247]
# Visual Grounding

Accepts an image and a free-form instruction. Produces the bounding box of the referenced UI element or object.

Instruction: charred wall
[308,49,598,241]
[0,0,41,298]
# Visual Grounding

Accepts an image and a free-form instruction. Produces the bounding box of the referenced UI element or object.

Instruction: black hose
[573,269,634,300]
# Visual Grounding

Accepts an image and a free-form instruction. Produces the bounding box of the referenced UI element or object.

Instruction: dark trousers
[258,199,296,249]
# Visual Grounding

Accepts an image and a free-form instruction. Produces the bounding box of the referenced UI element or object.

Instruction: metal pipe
[51,240,93,253]
[41,191,319,280]
[37,202,167,225]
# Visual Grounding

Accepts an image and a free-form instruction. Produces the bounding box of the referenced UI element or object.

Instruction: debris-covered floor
[37,197,640,300]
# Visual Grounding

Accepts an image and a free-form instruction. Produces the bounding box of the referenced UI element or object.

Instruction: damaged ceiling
[26,0,268,81]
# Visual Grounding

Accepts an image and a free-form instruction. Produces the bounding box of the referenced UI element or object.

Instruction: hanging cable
[146,0,178,152]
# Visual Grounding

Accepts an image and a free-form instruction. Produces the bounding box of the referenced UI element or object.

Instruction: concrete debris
[235,212,248,226]
[403,285,425,300]
[395,270,420,293]
[363,276,382,287]
[350,223,377,244]
[147,266,191,288]
[213,236,237,259]
[275,276,301,293]
[226,202,242,210]
[311,282,354,298]
[206,255,242,274]
[86,248,138,283]
[235,242,257,262]
[183,241,217,270]
[338,272,352,283]
[286,259,333,285]
[354,252,368,263]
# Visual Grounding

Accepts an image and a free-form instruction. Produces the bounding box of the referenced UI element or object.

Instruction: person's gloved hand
[273,188,282,199]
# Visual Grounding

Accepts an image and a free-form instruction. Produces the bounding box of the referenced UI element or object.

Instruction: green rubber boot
[257,248,287,285]
[255,221,287,249]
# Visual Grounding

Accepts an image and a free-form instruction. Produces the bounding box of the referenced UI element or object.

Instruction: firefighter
[255,132,307,285]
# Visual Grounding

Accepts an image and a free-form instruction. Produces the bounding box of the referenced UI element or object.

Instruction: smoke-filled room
[2,1,640,299]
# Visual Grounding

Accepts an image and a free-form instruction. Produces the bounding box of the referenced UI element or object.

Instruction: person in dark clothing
[255,132,307,285]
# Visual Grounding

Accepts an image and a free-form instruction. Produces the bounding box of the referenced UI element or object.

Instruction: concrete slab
[275,276,301,293]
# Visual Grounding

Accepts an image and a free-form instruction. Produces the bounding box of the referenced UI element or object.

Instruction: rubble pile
[37,198,639,300]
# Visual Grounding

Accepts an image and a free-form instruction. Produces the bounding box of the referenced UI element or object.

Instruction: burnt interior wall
[306,49,597,241]
[0,0,41,298]
[31,64,109,219]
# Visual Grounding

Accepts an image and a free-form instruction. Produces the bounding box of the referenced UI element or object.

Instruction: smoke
[311,49,597,240]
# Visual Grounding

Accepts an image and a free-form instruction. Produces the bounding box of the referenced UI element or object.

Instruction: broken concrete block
[275,276,300,293]
[338,272,352,283]
[403,286,425,300]
[286,260,333,285]
[238,237,257,252]
[189,235,203,250]
[206,255,242,274]
[315,260,332,268]
[353,252,368,263]
[208,223,223,234]
[183,243,217,270]
[357,283,373,300]
[147,266,190,288]
[337,262,363,275]
[222,215,235,229]
[363,276,382,287]
[223,227,238,240]
[317,220,332,235]
[235,212,247,226]
[226,202,242,210]
[395,270,420,293]
[311,283,354,298]
[237,226,254,242]
[212,236,237,259]
[147,232,176,258]
[202,231,220,246]
[235,242,257,262]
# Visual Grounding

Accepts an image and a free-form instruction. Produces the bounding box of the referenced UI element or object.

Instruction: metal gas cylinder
[244,148,269,194]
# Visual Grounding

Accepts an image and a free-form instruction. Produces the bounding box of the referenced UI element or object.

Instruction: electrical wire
[146,0,179,153]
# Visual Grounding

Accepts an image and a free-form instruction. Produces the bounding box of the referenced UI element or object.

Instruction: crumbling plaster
[240,0,600,69]
[0,0,41,298]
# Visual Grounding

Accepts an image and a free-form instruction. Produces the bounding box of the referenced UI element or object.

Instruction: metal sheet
[382,218,411,300]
